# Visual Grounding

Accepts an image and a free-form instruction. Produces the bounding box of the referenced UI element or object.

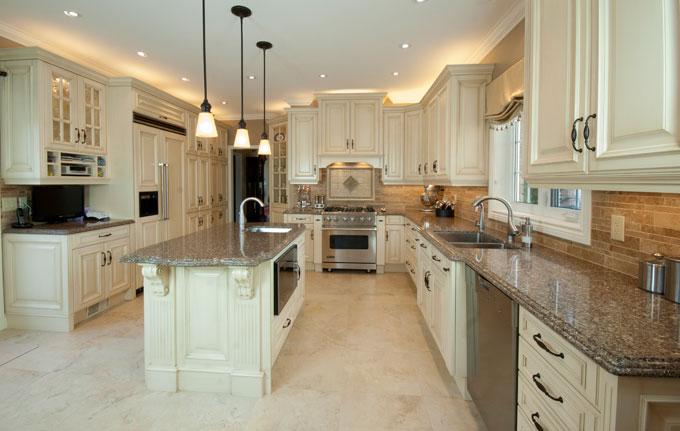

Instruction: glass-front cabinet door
[80,79,106,153]
[49,66,79,149]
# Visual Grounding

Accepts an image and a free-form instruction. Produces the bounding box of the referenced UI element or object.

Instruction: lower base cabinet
[3,225,134,331]
[283,213,317,268]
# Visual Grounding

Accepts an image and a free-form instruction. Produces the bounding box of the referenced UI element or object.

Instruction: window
[488,114,591,245]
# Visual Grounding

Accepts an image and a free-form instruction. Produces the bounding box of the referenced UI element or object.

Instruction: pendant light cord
[262,47,267,138]
[239,15,245,128]
[202,0,207,104]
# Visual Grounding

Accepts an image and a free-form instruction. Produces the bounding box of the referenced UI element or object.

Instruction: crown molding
[466,0,525,64]
[218,113,279,122]
[0,20,119,77]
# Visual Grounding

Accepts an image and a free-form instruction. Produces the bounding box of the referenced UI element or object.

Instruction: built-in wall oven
[274,245,300,316]
[322,206,377,271]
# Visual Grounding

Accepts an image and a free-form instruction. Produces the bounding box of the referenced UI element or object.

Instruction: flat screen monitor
[31,185,85,222]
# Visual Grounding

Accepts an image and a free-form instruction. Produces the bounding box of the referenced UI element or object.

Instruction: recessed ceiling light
[63,10,80,17]
[181,77,190,82]
[393,72,399,76]
[136,51,147,58]
[415,0,428,3]
[221,101,227,105]
[248,75,256,80]
[319,74,327,78]
[401,43,411,49]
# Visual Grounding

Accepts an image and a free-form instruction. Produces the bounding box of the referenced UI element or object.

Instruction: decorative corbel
[141,265,169,297]
[233,267,254,299]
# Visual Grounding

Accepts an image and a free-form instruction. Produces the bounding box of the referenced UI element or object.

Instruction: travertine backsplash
[291,169,680,279]
[0,182,30,229]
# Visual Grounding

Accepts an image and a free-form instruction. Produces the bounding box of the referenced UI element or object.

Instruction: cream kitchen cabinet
[385,219,405,265]
[0,48,109,184]
[288,108,319,184]
[404,108,424,182]
[318,93,384,157]
[283,213,316,266]
[3,224,133,332]
[382,110,405,183]
[525,0,680,191]
[421,65,492,186]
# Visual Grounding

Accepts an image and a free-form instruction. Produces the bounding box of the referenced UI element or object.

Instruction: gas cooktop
[323,206,376,213]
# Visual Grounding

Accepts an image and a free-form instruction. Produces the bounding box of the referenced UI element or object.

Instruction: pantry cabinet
[525,0,680,191]
[318,93,384,157]
[0,48,109,184]
[288,107,318,184]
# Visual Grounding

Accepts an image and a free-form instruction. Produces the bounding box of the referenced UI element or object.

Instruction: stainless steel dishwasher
[466,265,518,431]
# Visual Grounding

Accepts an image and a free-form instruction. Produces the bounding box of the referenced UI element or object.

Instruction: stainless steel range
[322,206,377,271]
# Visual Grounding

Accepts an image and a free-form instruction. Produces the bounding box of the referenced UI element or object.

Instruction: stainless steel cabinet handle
[532,333,565,359]
[432,255,441,262]
[420,243,426,248]
[532,373,564,403]
[283,318,292,329]
[346,139,349,150]
[583,113,597,152]
[100,252,106,267]
[98,233,112,238]
[424,163,428,174]
[351,139,355,149]
[82,128,87,143]
[424,271,431,291]
[75,128,80,143]
[415,238,420,242]
[443,267,450,272]
[432,160,438,173]
[571,117,584,153]
[418,164,422,175]
[107,250,112,266]
[531,413,543,431]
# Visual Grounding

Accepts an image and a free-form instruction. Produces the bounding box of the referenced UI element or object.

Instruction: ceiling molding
[0,19,119,77]
[466,0,525,64]
[218,113,279,122]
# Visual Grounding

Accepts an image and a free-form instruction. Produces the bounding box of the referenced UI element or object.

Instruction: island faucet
[472,196,521,244]
[239,197,265,231]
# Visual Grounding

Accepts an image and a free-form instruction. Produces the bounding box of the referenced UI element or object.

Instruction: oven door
[322,227,377,270]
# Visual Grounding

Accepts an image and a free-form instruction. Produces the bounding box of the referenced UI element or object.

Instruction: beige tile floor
[0,271,486,431]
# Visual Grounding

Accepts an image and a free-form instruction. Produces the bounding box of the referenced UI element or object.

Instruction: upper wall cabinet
[382,109,405,183]
[0,48,109,184]
[288,107,319,184]
[318,93,384,157]
[525,0,680,191]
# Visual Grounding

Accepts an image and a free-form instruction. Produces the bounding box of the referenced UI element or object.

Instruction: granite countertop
[121,223,306,267]
[3,219,134,235]
[394,209,680,378]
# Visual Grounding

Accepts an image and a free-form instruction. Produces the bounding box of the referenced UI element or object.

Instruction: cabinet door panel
[386,225,404,264]
[351,100,380,155]
[135,125,161,188]
[80,78,106,154]
[590,0,680,173]
[382,112,404,182]
[455,80,487,179]
[289,111,318,183]
[197,157,210,210]
[165,132,184,240]
[525,0,587,175]
[108,237,131,296]
[433,87,450,177]
[72,243,106,311]
[47,65,80,149]
[404,110,423,180]
[305,226,314,263]
[321,101,350,154]
[185,155,199,212]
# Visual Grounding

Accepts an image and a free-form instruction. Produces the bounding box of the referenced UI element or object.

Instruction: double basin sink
[433,231,516,249]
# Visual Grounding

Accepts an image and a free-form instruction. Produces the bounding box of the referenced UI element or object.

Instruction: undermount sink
[434,231,514,249]
[246,226,292,234]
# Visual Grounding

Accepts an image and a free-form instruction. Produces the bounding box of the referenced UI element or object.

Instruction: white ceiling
[0,0,520,120]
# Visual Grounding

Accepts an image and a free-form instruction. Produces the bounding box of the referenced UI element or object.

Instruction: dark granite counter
[3,219,134,235]
[392,209,680,378]
[121,223,306,267]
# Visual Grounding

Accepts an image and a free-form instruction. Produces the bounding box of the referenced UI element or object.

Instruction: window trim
[487,117,592,245]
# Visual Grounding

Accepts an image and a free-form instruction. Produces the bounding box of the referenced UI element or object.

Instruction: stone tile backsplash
[290,169,680,279]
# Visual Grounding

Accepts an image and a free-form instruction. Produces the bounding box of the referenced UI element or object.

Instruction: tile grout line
[0,345,40,367]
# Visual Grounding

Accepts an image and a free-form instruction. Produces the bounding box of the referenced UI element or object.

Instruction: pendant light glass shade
[196,111,218,137]
[234,127,251,149]
[258,137,271,155]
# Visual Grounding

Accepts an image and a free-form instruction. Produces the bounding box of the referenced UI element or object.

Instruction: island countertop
[121,223,306,267]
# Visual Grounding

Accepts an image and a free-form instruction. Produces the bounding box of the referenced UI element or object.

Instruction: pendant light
[256,41,272,156]
[195,0,218,138]
[232,5,252,149]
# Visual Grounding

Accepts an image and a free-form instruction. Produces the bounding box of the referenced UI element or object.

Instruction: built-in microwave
[273,245,300,316]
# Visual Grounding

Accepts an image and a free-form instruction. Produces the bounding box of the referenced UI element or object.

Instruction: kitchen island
[121,223,306,397]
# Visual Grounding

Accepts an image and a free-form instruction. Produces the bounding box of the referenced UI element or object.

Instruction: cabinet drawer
[133,90,186,127]
[428,246,449,273]
[519,338,599,430]
[519,308,599,407]
[386,215,403,225]
[271,288,302,363]
[75,226,130,247]
[285,214,313,224]
[518,376,571,431]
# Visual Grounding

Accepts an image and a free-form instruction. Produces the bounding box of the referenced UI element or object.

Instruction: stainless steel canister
[664,256,680,304]
[639,253,666,294]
